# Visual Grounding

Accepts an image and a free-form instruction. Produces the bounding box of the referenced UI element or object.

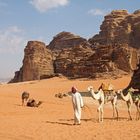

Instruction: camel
[21,91,29,106]
[117,88,140,120]
[26,98,43,107]
[88,86,118,122]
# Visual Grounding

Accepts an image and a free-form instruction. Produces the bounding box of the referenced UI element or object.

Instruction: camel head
[87,86,93,91]
[128,87,135,93]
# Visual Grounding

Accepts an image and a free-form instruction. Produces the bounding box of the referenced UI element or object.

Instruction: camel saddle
[103,90,115,103]
[103,89,114,95]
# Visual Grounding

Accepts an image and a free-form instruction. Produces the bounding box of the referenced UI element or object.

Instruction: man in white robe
[71,86,84,125]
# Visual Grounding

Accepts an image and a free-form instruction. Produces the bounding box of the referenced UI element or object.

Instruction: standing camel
[117,89,140,120]
[88,86,118,122]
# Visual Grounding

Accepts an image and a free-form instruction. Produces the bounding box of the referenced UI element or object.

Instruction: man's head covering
[71,86,77,93]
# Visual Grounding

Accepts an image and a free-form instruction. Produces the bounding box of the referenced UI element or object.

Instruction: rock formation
[9,41,54,83]
[89,10,140,47]
[89,9,140,71]
[10,10,140,83]
[49,31,94,78]
[127,63,140,90]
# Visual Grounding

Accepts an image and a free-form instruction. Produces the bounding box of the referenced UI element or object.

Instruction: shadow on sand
[45,120,73,126]
[59,118,96,122]
[45,118,98,126]
[45,116,129,126]
[103,117,128,121]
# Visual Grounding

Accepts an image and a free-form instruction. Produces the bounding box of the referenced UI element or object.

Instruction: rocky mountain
[89,10,140,47]
[10,10,140,83]
[89,9,140,70]
[127,63,140,90]
[49,31,94,78]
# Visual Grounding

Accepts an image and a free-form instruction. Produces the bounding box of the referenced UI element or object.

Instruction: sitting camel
[27,98,42,107]
[117,88,140,120]
[21,91,29,106]
[88,86,118,122]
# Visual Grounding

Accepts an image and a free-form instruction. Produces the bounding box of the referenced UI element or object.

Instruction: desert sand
[0,76,140,140]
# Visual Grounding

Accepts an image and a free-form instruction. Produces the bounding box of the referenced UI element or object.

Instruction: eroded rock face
[22,41,54,81]
[49,31,94,78]
[9,41,54,82]
[89,10,140,72]
[89,10,140,47]
[48,31,91,58]
[10,10,140,83]
[48,30,138,78]
[89,10,129,45]
[49,31,88,49]
[127,63,140,90]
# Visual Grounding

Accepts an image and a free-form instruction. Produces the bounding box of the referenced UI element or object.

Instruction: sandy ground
[0,76,140,140]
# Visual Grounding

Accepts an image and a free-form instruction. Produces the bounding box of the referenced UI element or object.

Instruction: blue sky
[0,0,140,80]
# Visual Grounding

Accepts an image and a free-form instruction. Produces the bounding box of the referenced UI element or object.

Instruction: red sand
[0,76,140,140]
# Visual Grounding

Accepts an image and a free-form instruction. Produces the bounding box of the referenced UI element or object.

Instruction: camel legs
[137,100,140,120]
[100,106,104,122]
[136,106,140,120]
[111,97,119,120]
[126,101,132,120]
[22,98,28,106]
[22,99,24,106]
[111,101,119,120]
[97,106,103,122]
[135,101,140,120]
[98,101,104,122]
[111,101,115,118]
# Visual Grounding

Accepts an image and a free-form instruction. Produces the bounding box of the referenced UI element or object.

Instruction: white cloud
[88,8,108,16]
[29,0,69,13]
[0,26,26,54]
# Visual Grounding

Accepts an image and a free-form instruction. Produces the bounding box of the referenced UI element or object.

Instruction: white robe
[72,92,84,124]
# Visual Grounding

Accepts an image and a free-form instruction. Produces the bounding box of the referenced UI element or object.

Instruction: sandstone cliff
[48,31,94,78]
[10,10,140,83]
[127,63,140,90]
[9,41,54,83]
[89,10,140,71]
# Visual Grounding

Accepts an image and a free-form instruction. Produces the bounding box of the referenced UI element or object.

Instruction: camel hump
[99,83,115,95]
[99,83,114,91]
[108,83,114,90]
[98,83,106,90]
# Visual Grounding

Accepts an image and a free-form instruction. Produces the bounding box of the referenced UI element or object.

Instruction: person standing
[71,86,84,125]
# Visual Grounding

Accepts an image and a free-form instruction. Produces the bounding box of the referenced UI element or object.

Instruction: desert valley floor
[0,76,140,140]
